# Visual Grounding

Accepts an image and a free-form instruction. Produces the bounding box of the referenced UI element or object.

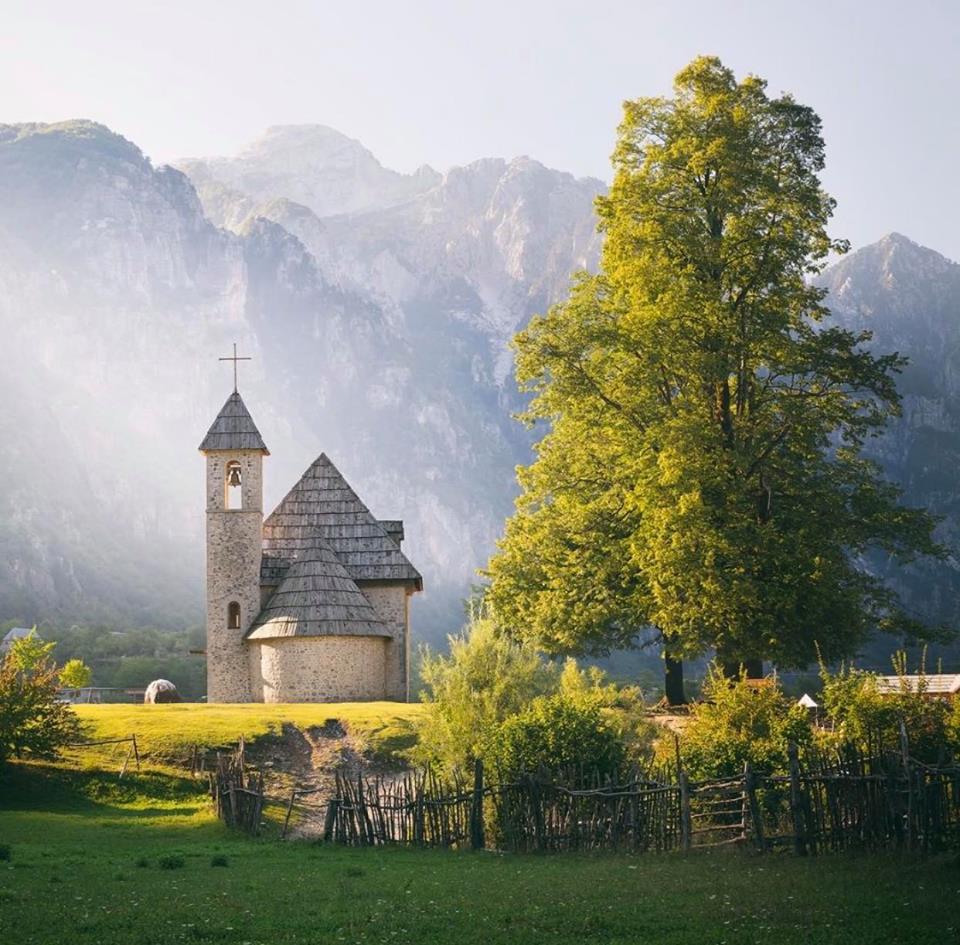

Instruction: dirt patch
[243,720,407,838]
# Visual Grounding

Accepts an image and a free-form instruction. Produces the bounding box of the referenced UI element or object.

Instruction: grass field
[69,702,425,768]
[1,758,958,945]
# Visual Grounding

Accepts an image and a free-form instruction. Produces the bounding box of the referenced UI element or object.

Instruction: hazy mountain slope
[179,128,606,638]
[0,121,603,643]
[818,234,960,636]
[0,121,239,625]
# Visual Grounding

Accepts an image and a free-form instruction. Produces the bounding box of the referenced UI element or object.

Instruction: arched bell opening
[225,460,243,510]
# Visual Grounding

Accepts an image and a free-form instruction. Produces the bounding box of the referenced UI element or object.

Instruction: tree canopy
[486,57,942,687]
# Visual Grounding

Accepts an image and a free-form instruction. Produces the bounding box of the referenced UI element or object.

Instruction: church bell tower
[199,349,268,703]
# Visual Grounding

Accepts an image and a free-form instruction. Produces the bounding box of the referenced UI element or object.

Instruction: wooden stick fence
[314,744,960,855]
[62,728,960,854]
[66,734,140,777]
[207,737,265,835]
[326,766,478,847]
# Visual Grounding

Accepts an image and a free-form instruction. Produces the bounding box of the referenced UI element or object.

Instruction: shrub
[819,654,954,763]
[210,855,228,868]
[0,630,82,765]
[676,665,811,780]
[158,855,185,870]
[485,693,625,780]
[557,659,657,764]
[0,844,10,861]
[134,857,149,868]
[414,609,652,776]
[412,609,558,774]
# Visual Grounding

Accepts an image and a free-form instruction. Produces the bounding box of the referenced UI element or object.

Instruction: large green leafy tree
[487,57,942,702]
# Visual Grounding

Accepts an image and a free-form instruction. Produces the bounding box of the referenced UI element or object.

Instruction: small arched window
[225,461,243,510]
[227,601,241,630]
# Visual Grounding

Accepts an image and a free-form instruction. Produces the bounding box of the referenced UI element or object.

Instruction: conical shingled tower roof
[262,453,421,587]
[198,392,269,453]
[246,540,390,640]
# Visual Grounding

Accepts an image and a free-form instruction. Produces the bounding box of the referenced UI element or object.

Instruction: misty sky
[2,0,958,260]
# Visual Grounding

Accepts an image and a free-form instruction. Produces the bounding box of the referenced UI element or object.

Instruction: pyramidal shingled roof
[246,540,390,640]
[262,453,422,588]
[198,392,269,453]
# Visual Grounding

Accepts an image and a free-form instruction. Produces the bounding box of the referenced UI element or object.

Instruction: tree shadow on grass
[0,761,207,819]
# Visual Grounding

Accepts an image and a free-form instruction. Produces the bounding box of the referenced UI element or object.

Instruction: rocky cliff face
[180,124,441,220]
[3,121,958,655]
[817,234,960,637]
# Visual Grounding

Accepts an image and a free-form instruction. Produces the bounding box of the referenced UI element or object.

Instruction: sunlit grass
[69,701,424,769]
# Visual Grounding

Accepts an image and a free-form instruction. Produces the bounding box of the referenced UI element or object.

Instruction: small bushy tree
[557,658,657,763]
[676,665,810,779]
[58,658,93,690]
[0,631,82,765]
[413,612,652,775]
[412,610,558,774]
[485,693,625,780]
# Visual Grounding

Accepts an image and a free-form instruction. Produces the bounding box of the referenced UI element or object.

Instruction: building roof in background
[246,540,391,640]
[0,626,32,653]
[198,392,269,453]
[262,453,422,588]
[876,674,960,695]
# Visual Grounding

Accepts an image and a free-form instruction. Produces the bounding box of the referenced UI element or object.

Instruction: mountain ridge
[1,118,959,664]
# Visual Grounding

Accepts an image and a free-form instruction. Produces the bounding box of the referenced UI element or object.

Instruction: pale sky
[1,0,958,259]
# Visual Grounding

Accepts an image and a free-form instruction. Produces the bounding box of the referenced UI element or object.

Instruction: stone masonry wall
[205,450,263,703]
[252,636,388,702]
[358,583,410,701]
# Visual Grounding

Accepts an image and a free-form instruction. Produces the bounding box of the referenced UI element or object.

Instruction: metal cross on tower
[219,343,251,393]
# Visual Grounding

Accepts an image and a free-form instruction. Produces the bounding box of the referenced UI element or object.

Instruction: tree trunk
[664,652,686,705]
[720,657,764,679]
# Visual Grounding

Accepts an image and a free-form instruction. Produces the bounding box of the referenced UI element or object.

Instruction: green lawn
[0,761,957,945]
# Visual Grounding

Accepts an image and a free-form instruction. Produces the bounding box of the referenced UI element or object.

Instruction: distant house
[0,627,33,656]
[876,674,960,700]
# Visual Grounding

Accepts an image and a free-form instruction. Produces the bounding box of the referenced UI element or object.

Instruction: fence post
[119,742,132,779]
[788,742,808,856]
[414,784,425,846]
[900,720,914,852]
[679,771,692,852]
[132,733,141,772]
[529,774,547,852]
[470,758,485,850]
[323,798,339,843]
[282,788,297,840]
[744,762,765,852]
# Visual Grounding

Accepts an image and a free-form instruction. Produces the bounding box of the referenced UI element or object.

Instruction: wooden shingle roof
[262,453,422,589]
[198,392,269,453]
[246,540,390,640]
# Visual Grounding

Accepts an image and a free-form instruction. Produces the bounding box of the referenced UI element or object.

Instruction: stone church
[199,389,421,703]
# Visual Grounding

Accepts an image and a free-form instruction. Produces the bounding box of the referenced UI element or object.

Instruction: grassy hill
[70,701,425,768]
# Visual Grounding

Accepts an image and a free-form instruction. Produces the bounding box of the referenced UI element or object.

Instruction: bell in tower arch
[227,463,242,487]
